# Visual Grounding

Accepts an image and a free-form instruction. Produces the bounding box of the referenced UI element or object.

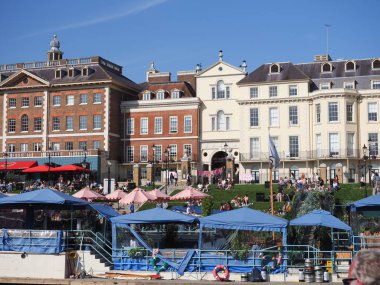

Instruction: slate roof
[139,81,196,98]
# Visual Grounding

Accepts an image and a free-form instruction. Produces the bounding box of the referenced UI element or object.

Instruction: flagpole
[269,160,275,241]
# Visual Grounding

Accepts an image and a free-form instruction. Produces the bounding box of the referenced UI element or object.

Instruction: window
[345,61,355,71]
[79,141,87,150]
[329,133,339,156]
[79,116,87,130]
[211,117,216,131]
[270,64,280,73]
[320,82,331,90]
[93,140,101,149]
[344,82,355,89]
[143,92,151,100]
[140,168,147,179]
[21,97,29,107]
[20,143,28,152]
[154,145,162,161]
[21,115,29,131]
[226,86,230,98]
[250,108,259,127]
[369,133,379,156]
[184,144,192,158]
[170,116,178,133]
[346,103,353,122]
[53,117,60,131]
[80,94,88,104]
[322,63,332,72]
[250,137,260,159]
[93,114,102,129]
[316,104,321,123]
[184,116,192,133]
[53,96,61,106]
[55,69,61,78]
[154,117,162,134]
[269,86,278,97]
[33,143,41,152]
[289,136,299,157]
[372,80,380,89]
[34,96,42,107]
[7,144,15,153]
[66,116,73,130]
[289,106,298,125]
[127,146,134,162]
[68,68,75,77]
[316,134,322,158]
[140,145,148,162]
[82,67,88,76]
[126,118,134,135]
[172,91,180,99]
[217,110,229,131]
[51,142,60,151]
[169,144,177,161]
[34,117,42,131]
[328,102,338,122]
[9,98,16,108]
[217,80,226,99]
[94,93,102,103]
[156,92,165,100]
[212,87,216,99]
[65,142,73,150]
[347,133,355,156]
[372,59,380,69]
[140,118,148,134]
[289,85,298,96]
[368,102,378,122]
[269,107,279,127]
[66,95,74,105]
[8,119,16,132]
[250,87,258,98]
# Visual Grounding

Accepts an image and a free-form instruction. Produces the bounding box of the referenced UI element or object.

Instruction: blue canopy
[111,207,198,225]
[0,188,89,206]
[0,193,7,198]
[349,194,380,212]
[290,209,351,231]
[199,207,288,231]
[89,203,120,221]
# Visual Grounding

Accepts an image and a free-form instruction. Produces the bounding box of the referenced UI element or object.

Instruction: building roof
[139,81,196,98]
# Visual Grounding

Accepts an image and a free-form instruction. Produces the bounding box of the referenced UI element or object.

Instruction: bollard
[323,271,330,283]
[299,269,305,282]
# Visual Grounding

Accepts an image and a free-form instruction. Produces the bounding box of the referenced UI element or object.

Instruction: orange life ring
[213,265,229,281]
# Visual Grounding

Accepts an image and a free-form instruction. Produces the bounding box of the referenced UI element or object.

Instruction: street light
[81,146,87,186]
[164,146,170,194]
[362,144,369,198]
[47,145,52,186]
[151,144,156,188]
[2,152,8,180]
[224,142,228,180]
[107,160,112,194]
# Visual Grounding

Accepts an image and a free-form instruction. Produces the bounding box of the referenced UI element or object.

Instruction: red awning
[0,161,38,171]
[51,164,90,172]
[22,165,56,173]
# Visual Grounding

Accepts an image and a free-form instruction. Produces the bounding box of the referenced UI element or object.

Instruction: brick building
[0,35,140,184]
[120,63,201,186]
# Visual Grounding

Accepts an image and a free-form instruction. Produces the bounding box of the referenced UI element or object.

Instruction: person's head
[346,250,380,285]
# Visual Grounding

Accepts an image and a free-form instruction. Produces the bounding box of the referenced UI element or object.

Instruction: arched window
[217,80,225,99]
[372,59,380,69]
[270,64,280,73]
[345,61,355,71]
[322,63,332,72]
[21,114,29,132]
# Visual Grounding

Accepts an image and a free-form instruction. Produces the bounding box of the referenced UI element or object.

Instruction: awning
[51,164,90,172]
[22,165,56,173]
[0,161,37,171]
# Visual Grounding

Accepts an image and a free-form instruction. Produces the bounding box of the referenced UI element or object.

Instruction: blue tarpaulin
[290,209,351,231]
[89,203,120,221]
[0,193,6,198]
[349,194,380,212]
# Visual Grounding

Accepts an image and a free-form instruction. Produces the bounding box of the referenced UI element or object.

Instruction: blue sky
[1,0,379,83]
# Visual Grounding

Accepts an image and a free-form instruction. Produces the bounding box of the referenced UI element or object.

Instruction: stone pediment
[197,61,245,77]
[0,69,50,89]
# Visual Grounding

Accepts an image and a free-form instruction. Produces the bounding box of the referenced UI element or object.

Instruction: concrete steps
[76,250,111,275]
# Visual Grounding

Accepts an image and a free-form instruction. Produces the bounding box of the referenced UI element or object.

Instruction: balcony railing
[0,149,100,159]
[124,153,197,164]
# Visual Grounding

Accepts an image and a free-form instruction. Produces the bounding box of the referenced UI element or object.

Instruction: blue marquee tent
[349,194,380,212]
[290,209,351,231]
[90,203,120,221]
[0,193,7,198]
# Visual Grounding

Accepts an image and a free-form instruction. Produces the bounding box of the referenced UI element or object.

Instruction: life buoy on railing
[213,265,229,281]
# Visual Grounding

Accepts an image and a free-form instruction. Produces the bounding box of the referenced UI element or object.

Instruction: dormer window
[269,64,280,74]
[143,92,151,100]
[372,59,380,69]
[171,90,181,99]
[82,67,88,76]
[345,61,356,71]
[68,68,75,77]
[320,82,331,90]
[55,69,62,79]
[322,62,332,73]
[156,91,165,100]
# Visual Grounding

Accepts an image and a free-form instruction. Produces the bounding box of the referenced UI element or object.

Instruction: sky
[1,0,379,83]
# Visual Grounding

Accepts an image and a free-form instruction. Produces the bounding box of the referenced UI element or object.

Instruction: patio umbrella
[105,189,127,200]
[170,186,211,201]
[72,187,105,201]
[147,188,170,201]
[22,165,56,173]
[119,187,155,205]
[51,164,90,172]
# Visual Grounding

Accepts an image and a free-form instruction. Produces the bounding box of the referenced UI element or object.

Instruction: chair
[256,192,265,202]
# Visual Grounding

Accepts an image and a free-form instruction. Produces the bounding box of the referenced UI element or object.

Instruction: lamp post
[362,144,369,198]
[107,160,112,194]
[47,146,52,186]
[151,144,156,188]
[223,142,228,180]
[81,147,87,186]
[164,147,170,194]
[2,152,8,180]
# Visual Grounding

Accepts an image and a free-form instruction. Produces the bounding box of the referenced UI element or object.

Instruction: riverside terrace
[0,187,379,282]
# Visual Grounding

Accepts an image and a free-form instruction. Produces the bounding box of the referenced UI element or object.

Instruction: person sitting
[243,194,250,206]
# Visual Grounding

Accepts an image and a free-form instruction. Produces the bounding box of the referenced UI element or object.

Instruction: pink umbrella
[105,189,127,200]
[73,187,105,201]
[147,188,170,201]
[170,186,211,201]
[119,187,155,205]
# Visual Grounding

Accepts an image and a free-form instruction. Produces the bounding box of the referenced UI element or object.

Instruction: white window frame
[372,80,380,90]
[93,140,101,149]
[289,106,298,125]
[250,137,260,159]
[346,103,354,122]
[328,102,339,122]
[80,94,88,105]
[347,133,355,156]
[269,107,279,127]
[79,116,87,130]
[53,117,60,131]
[154,117,162,134]
[52,142,60,151]
[184,144,192,158]
[329,133,340,156]
[344,81,355,89]
[34,117,42,132]
[269,86,278,97]
[172,90,181,99]
[66,116,73,131]
[169,116,178,133]
[184,116,192,133]
[321,62,332,73]
[140,145,148,162]
[93,93,102,104]
[250,87,258,98]
[316,104,321,123]
[126,118,135,135]
[21,115,29,132]
[250,108,259,127]
[156,91,165,100]
[368,102,378,122]
[9,98,16,108]
[20,143,28,153]
[66,95,74,106]
[33,143,42,152]
[8,119,16,133]
[143,92,151,100]
[320,82,331,90]
[316,134,322,158]
[127,146,134,162]
[140,118,148,135]
[53,96,61,106]
[169,144,177,161]
[93,114,102,129]
[289,85,298,96]
[21,97,29,108]
[34,96,43,107]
